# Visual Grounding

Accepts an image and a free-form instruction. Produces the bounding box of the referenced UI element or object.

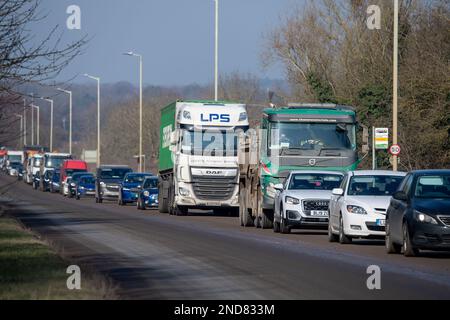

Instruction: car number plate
[311,210,328,216]
[376,219,386,226]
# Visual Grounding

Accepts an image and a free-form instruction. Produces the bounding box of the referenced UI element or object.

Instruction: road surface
[1,175,449,299]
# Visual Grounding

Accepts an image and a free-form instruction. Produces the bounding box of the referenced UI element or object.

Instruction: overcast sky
[36,0,303,86]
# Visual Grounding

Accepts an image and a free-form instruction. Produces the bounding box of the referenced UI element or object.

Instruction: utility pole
[84,74,101,167]
[392,0,399,171]
[23,99,27,146]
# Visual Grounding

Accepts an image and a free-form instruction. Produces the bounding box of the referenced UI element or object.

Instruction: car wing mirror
[393,191,408,201]
[274,183,284,191]
[332,188,344,196]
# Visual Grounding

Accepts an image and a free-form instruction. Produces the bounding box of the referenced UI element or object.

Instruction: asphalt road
[1,175,449,299]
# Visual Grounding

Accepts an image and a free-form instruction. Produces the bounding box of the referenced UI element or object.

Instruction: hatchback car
[386,170,450,256]
[49,170,61,193]
[76,175,96,200]
[273,171,344,234]
[68,172,93,198]
[329,170,406,244]
[118,172,153,205]
[137,176,159,210]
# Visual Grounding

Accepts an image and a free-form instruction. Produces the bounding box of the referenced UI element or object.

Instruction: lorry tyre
[158,181,169,213]
[261,210,273,229]
[239,182,253,227]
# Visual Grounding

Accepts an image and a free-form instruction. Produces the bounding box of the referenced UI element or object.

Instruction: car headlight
[143,191,150,197]
[347,205,368,215]
[70,183,76,187]
[414,211,438,225]
[79,186,85,190]
[123,188,130,191]
[179,187,190,197]
[100,181,106,186]
[285,196,300,205]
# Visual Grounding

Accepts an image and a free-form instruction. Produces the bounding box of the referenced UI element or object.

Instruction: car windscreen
[8,155,22,162]
[66,169,87,177]
[124,174,149,183]
[414,175,450,198]
[72,174,92,183]
[288,173,343,190]
[100,168,131,179]
[143,179,158,189]
[45,156,70,168]
[80,176,95,184]
[348,175,404,196]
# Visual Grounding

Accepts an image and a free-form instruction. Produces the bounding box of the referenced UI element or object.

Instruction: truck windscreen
[8,155,22,162]
[269,122,356,155]
[45,157,70,169]
[181,129,240,157]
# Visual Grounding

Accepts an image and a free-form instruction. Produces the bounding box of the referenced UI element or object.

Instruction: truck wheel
[158,181,169,213]
[239,182,253,227]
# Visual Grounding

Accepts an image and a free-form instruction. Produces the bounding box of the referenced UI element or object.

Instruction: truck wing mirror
[170,131,178,145]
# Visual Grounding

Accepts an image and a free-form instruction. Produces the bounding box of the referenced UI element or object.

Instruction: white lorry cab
[158,100,249,216]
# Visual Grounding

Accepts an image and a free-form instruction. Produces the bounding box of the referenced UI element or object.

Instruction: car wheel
[402,222,418,257]
[280,217,290,234]
[385,220,401,254]
[273,217,280,233]
[118,196,124,206]
[339,215,352,244]
[328,220,338,242]
[76,194,80,200]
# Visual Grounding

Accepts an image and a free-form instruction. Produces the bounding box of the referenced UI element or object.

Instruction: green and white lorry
[158,100,249,215]
[238,103,369,228]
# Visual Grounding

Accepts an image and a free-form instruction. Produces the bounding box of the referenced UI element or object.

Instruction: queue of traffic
[1,101,449,258]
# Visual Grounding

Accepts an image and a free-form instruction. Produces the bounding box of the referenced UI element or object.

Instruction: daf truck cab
[39,153,72,191]
[27,154,43,185]
[158,100,249,216]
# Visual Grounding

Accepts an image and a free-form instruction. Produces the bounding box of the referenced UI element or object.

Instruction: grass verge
[0,212,116,300]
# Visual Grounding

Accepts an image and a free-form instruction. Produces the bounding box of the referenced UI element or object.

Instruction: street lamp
[31,104,40,145]
[14,114,24,147]
[84,74,101,167]
[39,97,54,152]
[57,88,73,154]
[214,0,219,101]
[124,51,143,172]
[23,99,27,146]
[392,0,399,171]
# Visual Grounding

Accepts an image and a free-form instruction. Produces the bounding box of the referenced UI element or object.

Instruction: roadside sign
[389,144,401,156]
[374,128,389,150]
[81,150,97,164]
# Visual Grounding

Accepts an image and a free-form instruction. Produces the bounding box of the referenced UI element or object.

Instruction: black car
[41,169,54,192]
[49,170,61,193]
[95,165,132,203]
[386,170,450,256]
[68,172,93,198]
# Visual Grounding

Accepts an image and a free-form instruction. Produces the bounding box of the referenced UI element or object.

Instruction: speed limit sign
[389,144,401,156]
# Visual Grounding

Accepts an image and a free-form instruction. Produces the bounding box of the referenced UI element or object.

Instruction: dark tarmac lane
[1,175,449,299]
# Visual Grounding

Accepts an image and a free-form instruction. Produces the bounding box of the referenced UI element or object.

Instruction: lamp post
[214,0,219,101]
[124,51,143,172]
[39,97,54,152]
[392,0,399,171]
[31,104,40,145]
[14,114,23,147]
[57,88,73,154]
[84,74,101,167]
[23,99,27,146]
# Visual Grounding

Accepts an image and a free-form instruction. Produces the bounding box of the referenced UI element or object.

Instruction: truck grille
[302,199,330,216]
[191,175,237,201]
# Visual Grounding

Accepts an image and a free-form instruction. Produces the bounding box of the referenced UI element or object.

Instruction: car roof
[289,170,344,176]
[410,169,450,175]
[349,170,407,176]
[72,172,92,176]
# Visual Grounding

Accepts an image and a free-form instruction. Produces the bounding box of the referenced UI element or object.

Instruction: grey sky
[38,0,302,86]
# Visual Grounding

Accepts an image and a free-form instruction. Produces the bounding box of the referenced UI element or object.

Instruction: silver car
[273,171,344,234]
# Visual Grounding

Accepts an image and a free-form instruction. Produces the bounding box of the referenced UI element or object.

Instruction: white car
[273,171,345,234]
[328,170,407,244]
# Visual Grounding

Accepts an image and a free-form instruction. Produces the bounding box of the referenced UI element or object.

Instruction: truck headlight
[414,211,438,225]
[347,205,368,215]
[179,187,190,197]
[285,196,300,205]
[143,191,150,197]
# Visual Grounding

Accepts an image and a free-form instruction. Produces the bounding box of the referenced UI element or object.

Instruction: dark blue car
[118,172,153,205]
[137,176,159,210]
[76,175,96,200]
